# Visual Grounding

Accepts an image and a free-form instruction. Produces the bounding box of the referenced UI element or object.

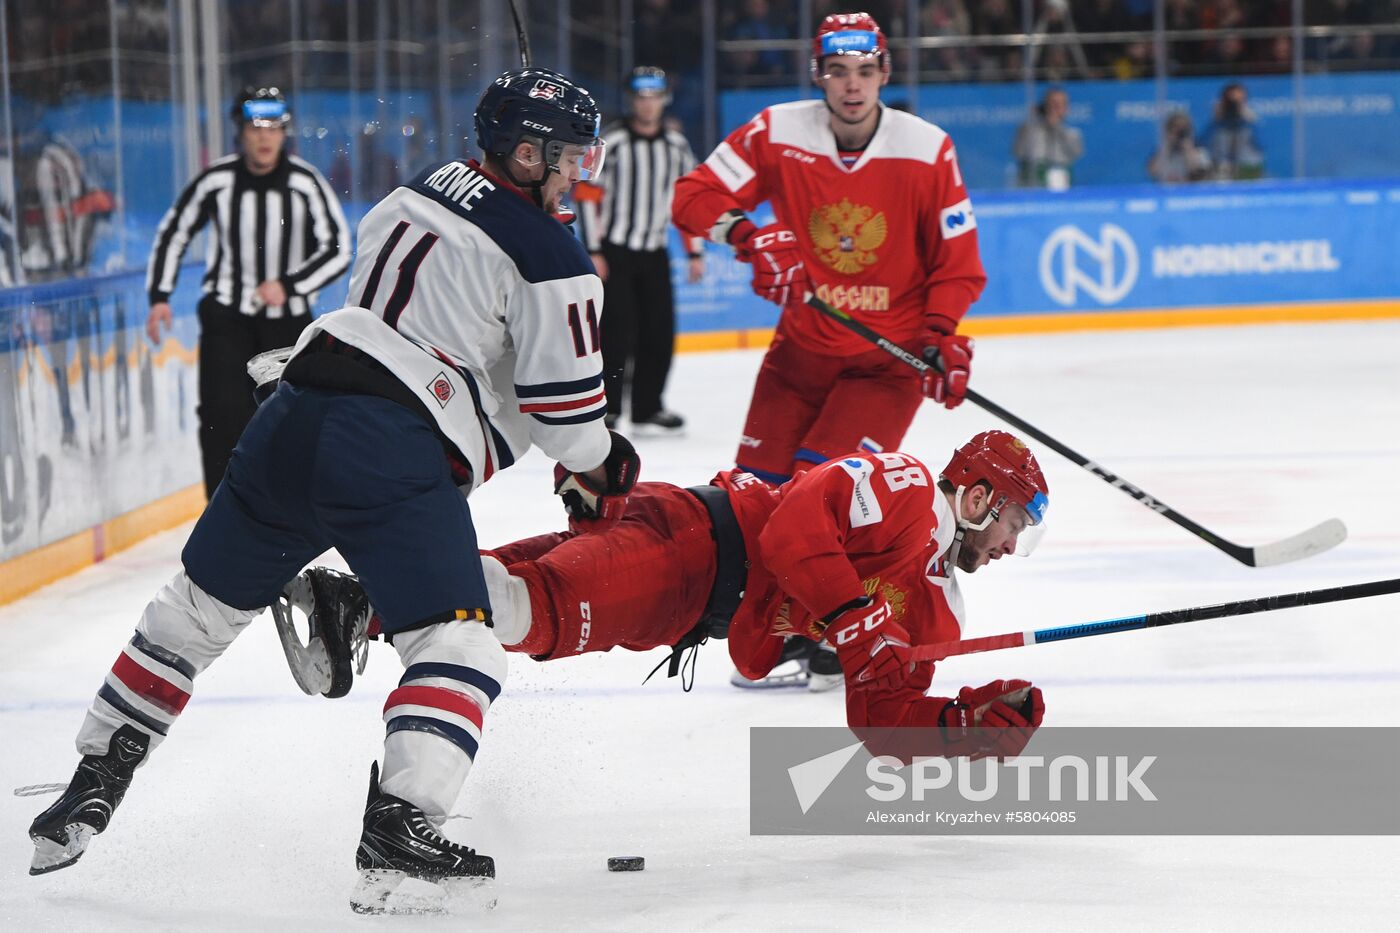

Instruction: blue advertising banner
[972,179,1400,316]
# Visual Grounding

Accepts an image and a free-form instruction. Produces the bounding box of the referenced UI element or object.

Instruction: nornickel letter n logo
[1038,223,1139,306]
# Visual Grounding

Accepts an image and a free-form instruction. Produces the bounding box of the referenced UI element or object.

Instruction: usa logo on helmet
[529,79,565,101]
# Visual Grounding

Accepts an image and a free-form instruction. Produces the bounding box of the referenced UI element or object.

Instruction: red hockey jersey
[673,101,986,356]
[717,450,967,729]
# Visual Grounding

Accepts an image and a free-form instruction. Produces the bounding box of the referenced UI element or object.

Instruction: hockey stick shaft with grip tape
[912,576,1400,663]
[802,293,1346,568]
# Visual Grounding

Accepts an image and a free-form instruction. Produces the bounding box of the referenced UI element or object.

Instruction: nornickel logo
[1039,223,1139,306]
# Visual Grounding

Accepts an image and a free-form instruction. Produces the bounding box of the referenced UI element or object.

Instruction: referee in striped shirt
[145,87,350,497]
[576,67,703,434]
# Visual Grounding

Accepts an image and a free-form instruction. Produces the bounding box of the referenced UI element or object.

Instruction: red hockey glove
[938,679,1045,759]
[817,594,915,691]
[921,332,973,409]
[730,219,808,308]
[553,430,640,523]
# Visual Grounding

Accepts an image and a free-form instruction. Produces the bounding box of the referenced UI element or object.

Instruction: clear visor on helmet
[818,57,883,81]
[991,494,1048,557]
[548,139,606,182]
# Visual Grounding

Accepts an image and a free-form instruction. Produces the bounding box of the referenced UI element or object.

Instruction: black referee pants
[197,296,311,498]
[599,244,675,421]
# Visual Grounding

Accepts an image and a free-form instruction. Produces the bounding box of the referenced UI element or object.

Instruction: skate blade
[29,824,93,875]
[806,672,846,693]
[730,660,809,690]
[350,869,496,914]
[440,875,497,911]
[628,423,686,439]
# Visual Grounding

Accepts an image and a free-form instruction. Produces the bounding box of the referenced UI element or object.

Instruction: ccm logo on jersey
[428,372,456,408]
[831,601,891,646]
[940,198,976,239]
[781,148,817,164]
[575,601,592,653]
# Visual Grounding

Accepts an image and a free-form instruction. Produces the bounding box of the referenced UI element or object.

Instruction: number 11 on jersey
[567,300,600,357]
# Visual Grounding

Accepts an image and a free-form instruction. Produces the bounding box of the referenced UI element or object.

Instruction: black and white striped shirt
[146,151,350,317]
[3,139,109,285]
[576,122,702,254]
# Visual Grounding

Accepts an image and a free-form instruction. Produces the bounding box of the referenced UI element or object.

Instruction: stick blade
[1247,517,1347,567]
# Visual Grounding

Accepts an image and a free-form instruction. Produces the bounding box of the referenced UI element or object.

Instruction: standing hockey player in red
[284,431,1049,761]
[673,10,985,488]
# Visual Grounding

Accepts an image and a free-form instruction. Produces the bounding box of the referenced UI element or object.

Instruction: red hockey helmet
[942,430,1049,529]
[810,12,890,81]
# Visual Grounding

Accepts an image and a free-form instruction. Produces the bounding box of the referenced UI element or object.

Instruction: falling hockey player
[283,430,1050,770]
[26,68,637,914]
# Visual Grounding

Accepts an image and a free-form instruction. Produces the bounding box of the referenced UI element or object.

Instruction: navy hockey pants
[181,382,490,634]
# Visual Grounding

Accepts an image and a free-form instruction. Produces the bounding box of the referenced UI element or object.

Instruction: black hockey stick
[507,0,532,68]
[803,292,1347,568]
[912,576,1400,662]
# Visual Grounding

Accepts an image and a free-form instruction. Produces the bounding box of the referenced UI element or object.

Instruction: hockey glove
[938,679,1045,759]
[920,326,973,409]
[816,594,915,691]
[730,219,808,309]
[553,430,640,523]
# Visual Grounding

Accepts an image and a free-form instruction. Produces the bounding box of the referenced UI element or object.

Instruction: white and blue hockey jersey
[286,159,611,493]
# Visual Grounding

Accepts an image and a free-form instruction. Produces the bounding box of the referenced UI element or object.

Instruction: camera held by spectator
[1204,82,1264,181]
[1148,111,1212,184]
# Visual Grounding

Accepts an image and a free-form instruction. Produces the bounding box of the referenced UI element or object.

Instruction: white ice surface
[3,321,1399,931]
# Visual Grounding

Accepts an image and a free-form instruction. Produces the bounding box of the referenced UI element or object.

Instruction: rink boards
[3,176,1399,601]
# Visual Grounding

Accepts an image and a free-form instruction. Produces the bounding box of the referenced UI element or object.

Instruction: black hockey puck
[607,856,645,872]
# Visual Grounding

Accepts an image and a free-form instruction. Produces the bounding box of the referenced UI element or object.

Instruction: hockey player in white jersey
[27,68,637,914]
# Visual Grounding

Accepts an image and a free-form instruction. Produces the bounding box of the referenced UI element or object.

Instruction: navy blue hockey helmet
[474,69,605,182]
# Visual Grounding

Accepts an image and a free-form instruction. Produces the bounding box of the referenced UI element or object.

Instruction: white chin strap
[947,527,966,570]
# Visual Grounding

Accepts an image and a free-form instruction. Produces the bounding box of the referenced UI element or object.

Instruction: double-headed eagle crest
[864,577,907,619]
[807,199,888,275]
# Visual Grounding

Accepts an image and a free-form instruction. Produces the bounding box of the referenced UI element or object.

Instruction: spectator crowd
[719,0,1400,84]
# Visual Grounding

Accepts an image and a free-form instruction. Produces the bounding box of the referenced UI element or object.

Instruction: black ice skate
[630,409,686,437]
[272,567,373,698]
[805,641,846,693]
[28,725,150,875]
[350,762,496,914]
